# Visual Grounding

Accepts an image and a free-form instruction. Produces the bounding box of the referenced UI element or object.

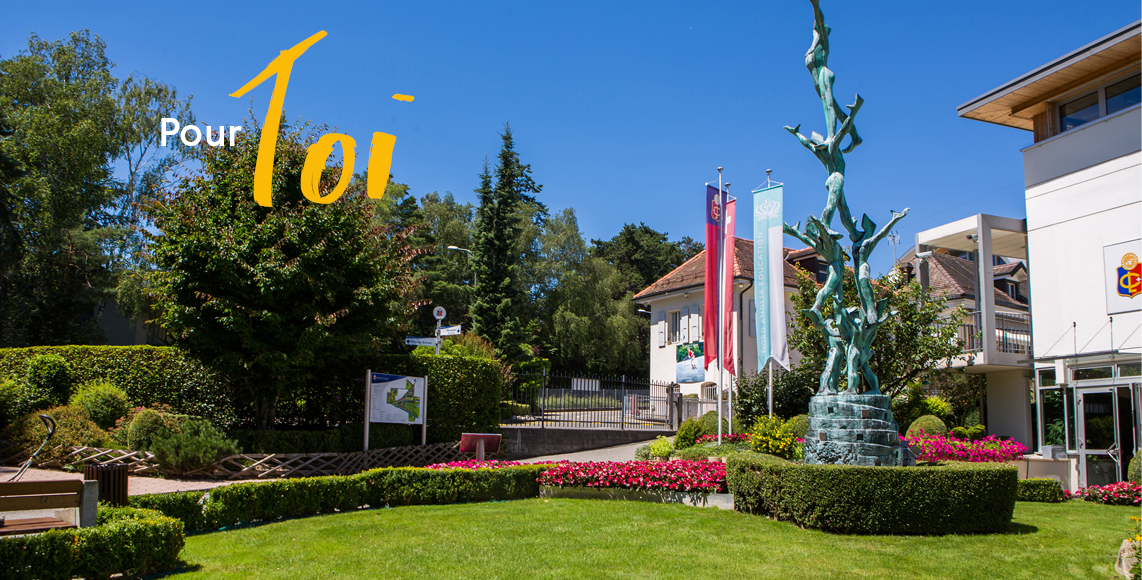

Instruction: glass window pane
[1082,391,1116,450]
[1059,92,1099,131]
[1038,368,1057,387]
[1106,74,1141,115]
[1074,367,1113,381]
[1119,363,1141,377]
[1085,455,1118,487]
[1040,388,1066,447]
[1065,387,1076,451]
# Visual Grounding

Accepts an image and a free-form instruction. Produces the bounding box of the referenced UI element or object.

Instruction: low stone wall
[500,427,669,458]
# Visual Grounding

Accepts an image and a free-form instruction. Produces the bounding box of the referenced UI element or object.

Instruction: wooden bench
[0,480,99,536]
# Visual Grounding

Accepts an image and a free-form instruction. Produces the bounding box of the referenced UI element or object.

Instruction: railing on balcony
[943,310,1032,357]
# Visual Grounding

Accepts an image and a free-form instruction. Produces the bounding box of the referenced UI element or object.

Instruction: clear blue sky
[3,1,1139,275]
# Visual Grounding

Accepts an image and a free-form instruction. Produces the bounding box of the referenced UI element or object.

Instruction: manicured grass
[176,500,1133,579]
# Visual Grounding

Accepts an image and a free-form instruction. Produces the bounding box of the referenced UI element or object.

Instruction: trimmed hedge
[1016,478,1065,502]
[727,455,1017,535]
[0,506,184,580]
[0,346,234,427]
[129,464,550,532]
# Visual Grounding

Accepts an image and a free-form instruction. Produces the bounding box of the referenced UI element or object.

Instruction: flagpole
[716,167,724,446]
[725,181,733,437]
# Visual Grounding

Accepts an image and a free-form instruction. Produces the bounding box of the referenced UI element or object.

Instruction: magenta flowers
[906,430,1027,463]
[538,460,727,493]
[425,460,527,470]
[694,433,751,445]
[1066,481,1141,506]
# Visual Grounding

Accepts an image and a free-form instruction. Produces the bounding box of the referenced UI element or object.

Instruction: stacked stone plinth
[802,393,902,467]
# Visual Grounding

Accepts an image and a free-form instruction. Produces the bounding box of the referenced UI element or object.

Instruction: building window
[1039,388,1066,448]
[1038,368,1056,387]
[1058,73,1141,133]
[815,260,828,283]
[1119,363,1141,378]
[1073,366,1114,381]
[668,310,682,344]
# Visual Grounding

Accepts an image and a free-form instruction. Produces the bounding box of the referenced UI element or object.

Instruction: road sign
[440,324,462,336]
[433,306,446,320]
[405,337,439,346]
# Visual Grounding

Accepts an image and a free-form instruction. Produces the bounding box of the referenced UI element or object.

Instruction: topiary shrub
[699,410,729,437]
[907,414,949,439]
[69,380,131,430]
[1128,452,1140,484]
[127,408,181,451]
[24,354,73,407]
[0,406,110,464]
[1016,478,1065,502]
[674,418,704,449]
[727,454,1017,534]
[951,424,987,441]
[150,418,240,474]
[0,378,19,431]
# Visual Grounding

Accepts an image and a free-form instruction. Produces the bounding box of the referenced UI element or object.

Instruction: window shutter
[690,306,701,342]
[657,311,665,347]
[749,300,756,337]
[680,307,689,342]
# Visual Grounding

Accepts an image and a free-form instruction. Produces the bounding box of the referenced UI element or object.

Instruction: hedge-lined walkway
[0,466,235,495]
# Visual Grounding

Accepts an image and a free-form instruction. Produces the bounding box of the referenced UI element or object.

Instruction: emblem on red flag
[1118,252,1141,298]
[711,198,721,222]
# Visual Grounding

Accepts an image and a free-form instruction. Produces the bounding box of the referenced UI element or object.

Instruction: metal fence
[947,310,1032,355]
[503,371,676,430]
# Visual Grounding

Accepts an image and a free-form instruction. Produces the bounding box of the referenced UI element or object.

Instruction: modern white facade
[958,21,1141,489]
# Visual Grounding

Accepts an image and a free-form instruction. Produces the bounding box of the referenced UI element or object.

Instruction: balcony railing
[943,310,1032,357]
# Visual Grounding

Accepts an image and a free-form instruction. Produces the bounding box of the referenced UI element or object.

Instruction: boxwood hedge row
[727,454,1018,535]
[0,506,184,580]
[1016,478,1066,502]
[129,464,551,532]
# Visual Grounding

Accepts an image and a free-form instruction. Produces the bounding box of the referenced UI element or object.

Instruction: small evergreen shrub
[907,414,949,439]
[633,444,652,461]
[1016,478,1065,502]
[1127,452,1140,484]
[0,406,110,464]
[127,408,180,451]
[648,435,674,458]
[674,418,704,449]
[24,354,72,408]
[0,378,19,431]
[727,454,1017,534]
[150,418,240,474]
[699,410,729,437]
[69,381,131,430]
[951,424,987,441]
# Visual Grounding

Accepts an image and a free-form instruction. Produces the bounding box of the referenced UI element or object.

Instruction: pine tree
[471,125,542,361]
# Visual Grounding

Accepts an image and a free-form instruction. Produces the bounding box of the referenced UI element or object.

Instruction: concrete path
[519,439,663,463]
[0,466,235,495]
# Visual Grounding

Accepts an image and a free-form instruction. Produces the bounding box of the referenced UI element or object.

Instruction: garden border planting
[539,485,734,510]
[1016,478,1066,503]
[727,454,1017,534]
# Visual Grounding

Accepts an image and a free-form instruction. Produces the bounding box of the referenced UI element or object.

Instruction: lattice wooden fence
[5,441,487,480]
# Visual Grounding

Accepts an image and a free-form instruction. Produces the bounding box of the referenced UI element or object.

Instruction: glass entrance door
[1077,389,1119,487]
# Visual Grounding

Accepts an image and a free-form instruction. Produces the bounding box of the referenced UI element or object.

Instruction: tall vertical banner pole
[421,378,428,446]
[753,181,790,417]
[363,369,372,451]
[716,171,724,445]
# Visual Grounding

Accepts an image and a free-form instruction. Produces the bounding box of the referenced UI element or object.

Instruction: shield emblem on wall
[1117,253,1141,298]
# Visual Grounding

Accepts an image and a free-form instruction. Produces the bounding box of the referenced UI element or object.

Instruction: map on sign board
[370,373,426,424]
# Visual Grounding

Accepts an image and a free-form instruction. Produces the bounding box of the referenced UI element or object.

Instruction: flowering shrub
[538,460,726,493]
[695,433,751,445]
[749,415,799,459]
[1065,481,1141,506]
[906,430,1027,463]
[426,460,527,470]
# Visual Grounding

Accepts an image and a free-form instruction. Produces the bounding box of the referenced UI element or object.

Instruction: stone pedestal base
[803,393,902,467]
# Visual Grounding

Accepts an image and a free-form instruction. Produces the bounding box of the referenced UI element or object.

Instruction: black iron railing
[503,371,676,430]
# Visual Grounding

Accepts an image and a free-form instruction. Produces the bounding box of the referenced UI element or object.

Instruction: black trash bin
[83,464,129,506]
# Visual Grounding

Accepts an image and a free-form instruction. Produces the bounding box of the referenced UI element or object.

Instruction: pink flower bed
[425,460,528,470]
[906,431,1027,463]
[538,460,726,493]
[1065,481,1141,506]
[695,433,751,444]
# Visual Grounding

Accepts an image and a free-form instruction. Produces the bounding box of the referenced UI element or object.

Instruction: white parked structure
[958,21,1141,489]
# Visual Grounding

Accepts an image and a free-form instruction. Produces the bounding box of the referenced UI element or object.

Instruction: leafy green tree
[0,30,121,346]
[471,125,542,361]
[591,223,701,295]
[147,117,419,429]
[787,266,966,398]
[411,191,477,334]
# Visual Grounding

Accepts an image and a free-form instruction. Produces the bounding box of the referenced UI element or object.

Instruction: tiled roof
[633,238,806,300]
[912,253,1026,308]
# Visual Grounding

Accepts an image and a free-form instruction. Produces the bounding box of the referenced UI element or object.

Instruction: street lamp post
[446,246,476,286]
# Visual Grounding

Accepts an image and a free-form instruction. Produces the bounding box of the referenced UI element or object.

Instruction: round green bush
[785,414,810,439]
[699,410,729,437]
[128,409,179,451]
[907,414,949,438]
[0,406,110,464]
[674,418,704,449]
[150,418,240,474]
[0,378,19,431]
[727,454,1017,534]
[1128,452,1140,484]
[24,354,72,407]
[69,380,131,430]
[1016,478,1065,502]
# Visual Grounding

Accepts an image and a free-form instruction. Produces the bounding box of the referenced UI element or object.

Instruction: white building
[958,21,1141,488]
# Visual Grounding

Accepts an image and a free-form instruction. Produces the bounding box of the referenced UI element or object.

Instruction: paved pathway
[519,439,661,463]
[0,466,235,495]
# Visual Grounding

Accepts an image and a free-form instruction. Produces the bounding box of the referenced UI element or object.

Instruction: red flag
[703,185,722,370]
[723,199,736,375]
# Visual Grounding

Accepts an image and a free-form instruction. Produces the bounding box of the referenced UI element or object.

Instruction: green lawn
[176,500,1134,579]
